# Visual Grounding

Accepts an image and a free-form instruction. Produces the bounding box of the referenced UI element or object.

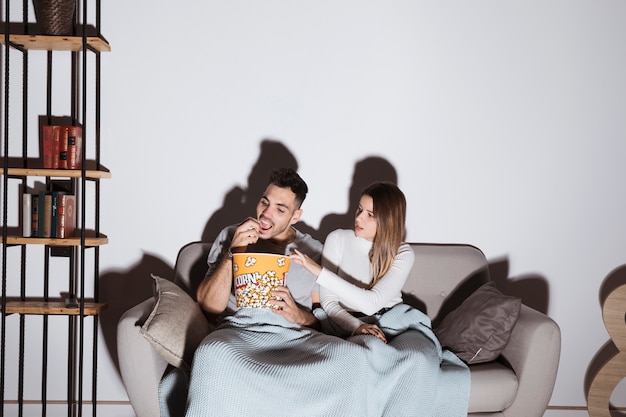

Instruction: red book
[42,124,83,170]
[42,126,55,168]
[67,126,82,169]
[58,126,69,169]
[43,193,52,238]
[51,127,61,169]
[57,194,76,238]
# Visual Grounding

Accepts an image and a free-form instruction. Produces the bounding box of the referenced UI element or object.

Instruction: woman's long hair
[362,182,407,287]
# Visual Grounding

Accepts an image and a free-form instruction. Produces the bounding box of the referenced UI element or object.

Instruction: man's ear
[290,208,303,225]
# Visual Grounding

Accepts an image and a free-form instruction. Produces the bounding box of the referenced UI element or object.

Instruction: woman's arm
[292,233,416,335]
[317,244,415,316]
[290,232,363,333]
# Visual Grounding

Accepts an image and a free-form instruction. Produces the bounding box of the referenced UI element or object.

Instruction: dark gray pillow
[140,274,213,370]
[434,282,521,364]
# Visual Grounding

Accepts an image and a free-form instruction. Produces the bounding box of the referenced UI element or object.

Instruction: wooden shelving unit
[1,301,108,316]
[0,34,110,52]
[1,1,110,416]
[1,235,109,247]
[1,167,111,179]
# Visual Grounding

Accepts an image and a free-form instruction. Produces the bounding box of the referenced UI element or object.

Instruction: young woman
[291,182,415,342]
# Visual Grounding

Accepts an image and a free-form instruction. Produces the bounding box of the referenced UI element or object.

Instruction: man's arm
[196,218,261,313]
[196,253,234,314]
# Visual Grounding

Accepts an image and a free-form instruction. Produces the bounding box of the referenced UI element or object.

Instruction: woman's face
[355,194,377,242]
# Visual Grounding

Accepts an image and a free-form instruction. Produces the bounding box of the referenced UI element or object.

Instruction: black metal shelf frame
[1,1,106,416]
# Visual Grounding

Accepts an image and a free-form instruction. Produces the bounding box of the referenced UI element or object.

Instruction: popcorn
[233,253,290,309]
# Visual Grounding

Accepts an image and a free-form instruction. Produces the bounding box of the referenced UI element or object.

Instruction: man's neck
[271,226,296,245]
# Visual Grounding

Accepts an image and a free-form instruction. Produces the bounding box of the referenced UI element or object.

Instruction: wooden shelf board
[1,167,111,179]
[1,301,107,316]
[1,235,108,247]
[0,34,110,52]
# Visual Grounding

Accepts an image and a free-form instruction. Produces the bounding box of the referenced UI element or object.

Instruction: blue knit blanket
[180,304,469,417]
[177,305,470,417]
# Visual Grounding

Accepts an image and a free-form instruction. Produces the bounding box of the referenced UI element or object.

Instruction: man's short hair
[269,168,308,207]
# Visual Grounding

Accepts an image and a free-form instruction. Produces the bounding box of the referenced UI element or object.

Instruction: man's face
[256,184,302,241]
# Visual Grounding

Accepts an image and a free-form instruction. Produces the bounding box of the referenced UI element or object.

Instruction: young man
[196,167,322,327]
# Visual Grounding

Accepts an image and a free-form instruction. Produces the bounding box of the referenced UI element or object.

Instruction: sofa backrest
[174,241,213,298]
[173,241,492,322]
[403,243,491,322]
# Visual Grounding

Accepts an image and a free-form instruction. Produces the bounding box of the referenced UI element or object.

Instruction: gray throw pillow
[140,274,213,370]
[434,281,521,364]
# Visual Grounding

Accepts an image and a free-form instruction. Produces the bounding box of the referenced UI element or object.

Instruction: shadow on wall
[98,138,554,376]
[295,156,398,243]
[99,253,175,370]
[488,256,549,314]
[584,264,626,417]
[200,139,299,243]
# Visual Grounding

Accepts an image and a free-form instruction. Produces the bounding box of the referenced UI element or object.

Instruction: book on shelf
[22,193,32,237]
[67,126,82,169]
[43,193,52,238]
[42,125,54,169]
[37,191,46,237]
[57,194,76,238]
[50,191,60,238]
[58,128,69,169]
[42,125,82,169]
[23,182,76,238]
[31,194,39,237]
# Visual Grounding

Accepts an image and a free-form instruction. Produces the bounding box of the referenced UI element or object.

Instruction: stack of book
[22,190,76,238]
[42,125,82,169]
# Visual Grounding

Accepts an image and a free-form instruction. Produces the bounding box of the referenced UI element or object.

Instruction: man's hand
[230,217,260,251]
[270,286,318,328]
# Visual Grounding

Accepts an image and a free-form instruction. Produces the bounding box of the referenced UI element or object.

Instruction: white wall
[4,0,626,412]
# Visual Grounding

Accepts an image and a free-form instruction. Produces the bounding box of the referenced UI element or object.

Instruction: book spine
[58,194,76,238]
[50,191,60,238]
[58,127,69,169]
[42,126,54,169]
[51,126,60,169]
[23,193,32,237]
[37,191,45,237]
[32,194,39,235]
[68,126,82,169]
[43,193,52,238]
[57,194,66,238]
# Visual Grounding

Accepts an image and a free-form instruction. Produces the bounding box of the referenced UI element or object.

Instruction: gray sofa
[117,241,561,417]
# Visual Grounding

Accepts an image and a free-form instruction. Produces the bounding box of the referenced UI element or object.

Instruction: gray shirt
[206,225,323,314]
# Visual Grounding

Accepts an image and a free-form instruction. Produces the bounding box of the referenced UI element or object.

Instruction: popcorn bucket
[232,253,290,309]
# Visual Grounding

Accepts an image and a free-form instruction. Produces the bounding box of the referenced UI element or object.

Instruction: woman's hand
[290,249,322,278]
[354,323,387,343]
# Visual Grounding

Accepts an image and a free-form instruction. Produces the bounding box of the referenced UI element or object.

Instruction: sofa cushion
[140,274,213,370]
[434,281,521,364]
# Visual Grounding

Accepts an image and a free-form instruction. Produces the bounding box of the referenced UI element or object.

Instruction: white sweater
[317,229,415,333]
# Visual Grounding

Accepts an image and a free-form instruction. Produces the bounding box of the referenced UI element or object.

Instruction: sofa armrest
[117,297,168,417]
[500,304,561,417]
